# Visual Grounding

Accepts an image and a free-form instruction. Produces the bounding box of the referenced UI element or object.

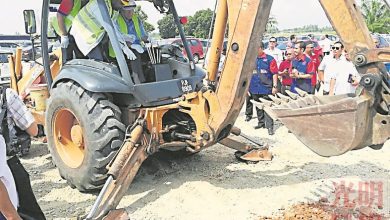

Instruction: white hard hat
[122,0,136,9]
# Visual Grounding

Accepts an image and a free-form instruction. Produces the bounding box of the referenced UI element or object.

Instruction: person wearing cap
[108,1,149,82]
[245,42,278,135]
[70,0,136,61]
[264,36,283,65]
[51,0,88,61]
[108,1,149,58]
[117,1,148,47]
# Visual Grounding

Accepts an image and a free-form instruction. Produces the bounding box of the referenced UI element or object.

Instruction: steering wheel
[153,0,170,14]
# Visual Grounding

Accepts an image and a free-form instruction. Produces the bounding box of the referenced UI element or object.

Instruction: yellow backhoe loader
[8,0,389,219]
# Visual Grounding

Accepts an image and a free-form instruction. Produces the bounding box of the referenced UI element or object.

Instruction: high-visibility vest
[71,0,113,46]
[108,14,142,58]
[51,0,82,35]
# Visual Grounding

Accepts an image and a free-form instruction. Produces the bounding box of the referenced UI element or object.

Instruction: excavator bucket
[268,93,371,156]
[254,77,390,157]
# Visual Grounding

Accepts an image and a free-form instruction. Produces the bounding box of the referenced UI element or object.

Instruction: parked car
[0,42,35,61]
[160,38,204,63]
[0,51,12,63]
[275,36,288,43]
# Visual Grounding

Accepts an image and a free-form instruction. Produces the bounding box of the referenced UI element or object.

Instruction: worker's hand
[291,69,299,78]
[131,44,144,54]
[123,34,136,43]
[123,46,136,60]
[61,35,69,48]
[272,87,278,95]
[142,36,150,43]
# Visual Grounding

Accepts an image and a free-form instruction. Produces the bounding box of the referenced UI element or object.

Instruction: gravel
[22,111,390,219]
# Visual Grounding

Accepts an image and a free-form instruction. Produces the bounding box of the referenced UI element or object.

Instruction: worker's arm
[25,122,38,137]
[297,60,315,79]
[6,89,37,136]
[0,180,21,220]
[291,69,312,79]
[111,15,136,59]
[56,13,68,36]
[296,73,312,79]
[318,70,324,82]
[270,59,279,94]
[318,57,327,82]
[272,74,278,94]
[138,18,149,42]
[57,0,74,36]
[329,78,336,95]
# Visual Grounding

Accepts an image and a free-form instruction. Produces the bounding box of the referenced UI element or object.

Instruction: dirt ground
[22,110,390,220]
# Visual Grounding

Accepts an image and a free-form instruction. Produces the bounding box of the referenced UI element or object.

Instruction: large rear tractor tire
[46,81,125,192]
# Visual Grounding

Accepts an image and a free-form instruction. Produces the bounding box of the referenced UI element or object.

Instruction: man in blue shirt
[290,41,315,93]
[245,42,278,135]
[110,1,150,82]
[119,2,148,46]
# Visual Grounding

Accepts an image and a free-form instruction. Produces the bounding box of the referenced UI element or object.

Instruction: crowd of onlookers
[245,34,362,135]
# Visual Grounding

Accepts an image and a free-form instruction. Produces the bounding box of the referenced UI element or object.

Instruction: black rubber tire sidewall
[46,81,125,192]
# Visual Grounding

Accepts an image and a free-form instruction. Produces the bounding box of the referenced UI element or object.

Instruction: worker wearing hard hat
[109,0,149,57]
[51,0,87,60]
[108,1,149,82]
[70,0,137,61]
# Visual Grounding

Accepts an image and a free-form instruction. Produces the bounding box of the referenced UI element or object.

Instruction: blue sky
[0,0,372,35]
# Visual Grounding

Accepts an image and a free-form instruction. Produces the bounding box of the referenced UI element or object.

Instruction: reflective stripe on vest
[51,0,82,34]
[108,14,142,58]
[72,0,113,45]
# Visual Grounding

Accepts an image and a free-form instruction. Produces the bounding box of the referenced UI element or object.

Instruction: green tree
[184,9,214,38]
[360,0,390,33]
[135,6,155,33]
[157,14,178,38]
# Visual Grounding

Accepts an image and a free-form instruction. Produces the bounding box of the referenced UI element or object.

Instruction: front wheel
[45,81,125,192]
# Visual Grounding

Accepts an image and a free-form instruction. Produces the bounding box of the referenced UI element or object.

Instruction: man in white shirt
[318,41,345,95]
[0,88,39,220]
[319,34,332,56]
[265,36,283,65]
[329,50,361,95]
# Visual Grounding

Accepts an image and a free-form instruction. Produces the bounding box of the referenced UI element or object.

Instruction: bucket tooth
[239,148,273,162]
[276,93,291,102]
[259,98,273,106]
[295,88,308,97]
[250,99,265,109]
[268,95,282,105]
[285,90,299,100]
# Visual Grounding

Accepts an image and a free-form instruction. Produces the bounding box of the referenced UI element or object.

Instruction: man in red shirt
[304,41,321,94]
[278,48,294,95]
